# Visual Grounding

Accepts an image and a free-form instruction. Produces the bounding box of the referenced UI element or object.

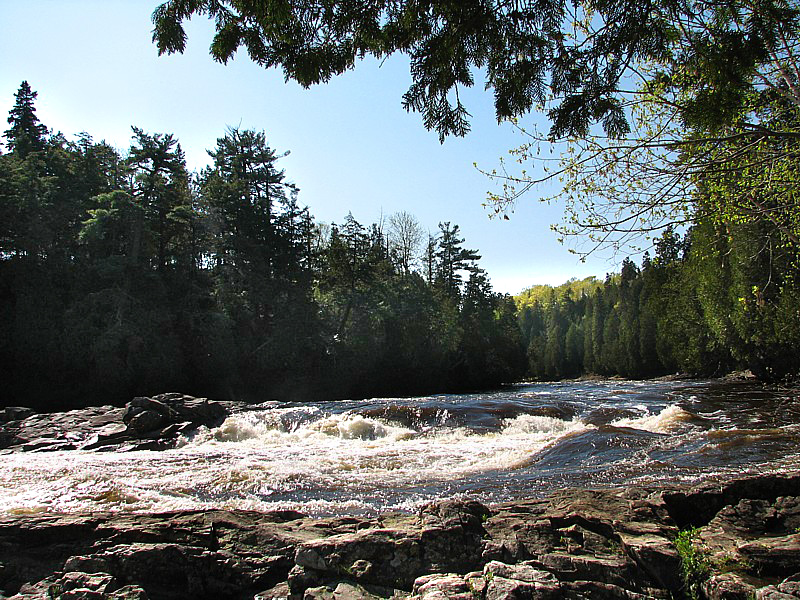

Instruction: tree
[4,81,48,158]
[126,127,192,271]
[388,210,423,275]
[435,222,480,299]
[483,0,800,256]
[201,127,296,277]
[151,0,697,141]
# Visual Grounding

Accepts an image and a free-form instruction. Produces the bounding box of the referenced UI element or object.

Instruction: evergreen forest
[150,0,800,387]
[0,82,526,410]
[3,81,799,413]
[516,225,800,382]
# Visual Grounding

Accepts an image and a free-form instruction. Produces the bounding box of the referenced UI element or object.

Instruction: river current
[3,379,800,516]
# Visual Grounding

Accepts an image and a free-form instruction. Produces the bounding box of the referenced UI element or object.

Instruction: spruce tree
[4,81,48,158]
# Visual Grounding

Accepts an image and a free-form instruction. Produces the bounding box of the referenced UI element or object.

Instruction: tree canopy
[150,0,800,266]
[150,0,701,141]
[483,0,800,255]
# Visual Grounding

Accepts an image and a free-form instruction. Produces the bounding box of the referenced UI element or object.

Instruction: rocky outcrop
[1,474,799,599]
[0,393,235,453]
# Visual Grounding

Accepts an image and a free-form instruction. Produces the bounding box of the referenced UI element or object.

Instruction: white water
[0,407,589,516]
[3,380,798,517]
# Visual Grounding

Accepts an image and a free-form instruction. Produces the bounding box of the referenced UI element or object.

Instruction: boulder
[124,410,167,434]
[738,535,800,578]
[292,500,488,593]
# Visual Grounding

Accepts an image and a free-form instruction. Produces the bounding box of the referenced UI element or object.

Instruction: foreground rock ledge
[1,474,799,600]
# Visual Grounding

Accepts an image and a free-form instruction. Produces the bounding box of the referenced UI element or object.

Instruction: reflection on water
[2,379,800,516]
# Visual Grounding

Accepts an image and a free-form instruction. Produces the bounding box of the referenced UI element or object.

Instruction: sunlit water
[3,379,800,516]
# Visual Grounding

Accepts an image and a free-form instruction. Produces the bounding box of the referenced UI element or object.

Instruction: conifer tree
[4,81,48,158]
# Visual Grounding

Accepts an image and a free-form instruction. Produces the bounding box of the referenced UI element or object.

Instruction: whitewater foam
[5,381,793,517]
[613,404,694,433]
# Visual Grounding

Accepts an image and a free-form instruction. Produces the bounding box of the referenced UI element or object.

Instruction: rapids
[3,379,800,516]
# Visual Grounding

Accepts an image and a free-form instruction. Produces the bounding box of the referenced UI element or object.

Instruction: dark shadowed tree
[4,81,47,158]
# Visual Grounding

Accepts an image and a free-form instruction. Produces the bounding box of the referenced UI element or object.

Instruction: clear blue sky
[0,0,619,294]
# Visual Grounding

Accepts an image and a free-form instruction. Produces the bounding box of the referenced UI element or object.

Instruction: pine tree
[435,222,480,299]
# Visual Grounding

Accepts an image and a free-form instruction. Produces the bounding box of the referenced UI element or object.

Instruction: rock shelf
[1,474,799,599]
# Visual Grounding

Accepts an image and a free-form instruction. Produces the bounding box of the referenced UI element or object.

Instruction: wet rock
[0,406,34,423]
[418,499,491,532]
[738,535,800,577]
[124,410,167,434]
[4,474,800,599]
[123,394,227,434]
[0,393,230,453]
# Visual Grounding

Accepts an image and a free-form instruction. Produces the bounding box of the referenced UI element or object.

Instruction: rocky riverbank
[1,473,799,599]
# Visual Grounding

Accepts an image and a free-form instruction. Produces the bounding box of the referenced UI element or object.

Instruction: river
[2,379,800,516]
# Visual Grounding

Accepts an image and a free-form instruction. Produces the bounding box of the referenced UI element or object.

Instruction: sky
[0,0,620,294]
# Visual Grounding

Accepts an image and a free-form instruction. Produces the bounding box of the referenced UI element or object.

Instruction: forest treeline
[3,82,798,411]
[517,223,800,382]
[0,82,526,409]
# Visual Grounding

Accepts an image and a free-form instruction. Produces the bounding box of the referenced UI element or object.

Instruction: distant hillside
[514,276,607,309]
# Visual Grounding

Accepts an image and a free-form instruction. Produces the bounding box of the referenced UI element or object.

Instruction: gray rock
[107,585,150,599]
[756,586,800,599]
[618,532,681,592]
[411,573,473,599]
[3,474,800,599]
[295,528,424,590]
[535,552,634,588]
[484,561,559,585]
[124,410,167,434]
[1,394,230,453]
[48,571,117,595]
[739,535,800,578]
[303,581,391,599]
[561,580,658,599]
[293,500,487,593]
[482,561,562,600]
[702,573,758,600]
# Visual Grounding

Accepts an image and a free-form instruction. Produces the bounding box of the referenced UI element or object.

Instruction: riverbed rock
[0,393,231,453]
[292,500,488,593]
[0,406,34,423]
[2,473,800,599]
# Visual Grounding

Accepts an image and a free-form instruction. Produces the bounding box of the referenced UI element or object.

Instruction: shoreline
[1,472,799,599]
